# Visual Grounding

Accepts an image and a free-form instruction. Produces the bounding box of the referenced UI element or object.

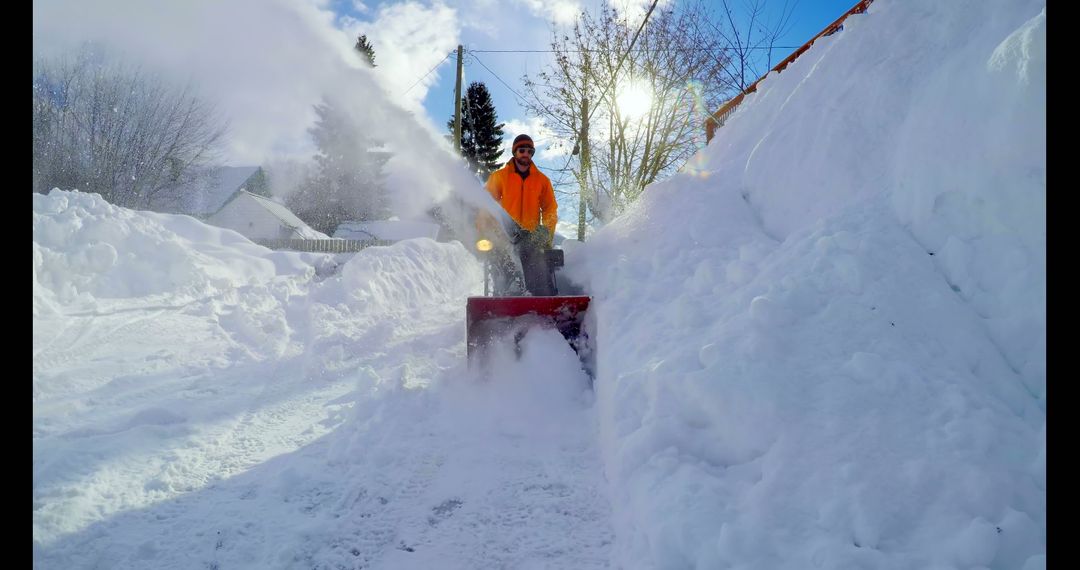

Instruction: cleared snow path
[34,267,612,569]
[312,328,612,569]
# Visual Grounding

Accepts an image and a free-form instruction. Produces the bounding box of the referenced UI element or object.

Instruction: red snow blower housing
[466,229,595,378]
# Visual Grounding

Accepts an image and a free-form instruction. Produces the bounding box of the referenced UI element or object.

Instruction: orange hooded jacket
[484,159,558,246]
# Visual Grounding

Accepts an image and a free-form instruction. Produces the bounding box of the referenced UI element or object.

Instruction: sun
[615,81,653,121]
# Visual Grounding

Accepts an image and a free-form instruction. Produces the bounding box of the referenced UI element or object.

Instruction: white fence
[254,238,393,253]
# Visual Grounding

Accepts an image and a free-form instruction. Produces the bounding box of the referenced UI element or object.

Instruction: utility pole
[578,94,590,242]
[453,44,464,154]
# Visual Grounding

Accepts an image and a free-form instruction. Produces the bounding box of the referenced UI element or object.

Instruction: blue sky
[340,0,862,180]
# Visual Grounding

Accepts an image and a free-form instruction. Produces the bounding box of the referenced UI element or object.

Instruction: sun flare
[616,82,653,121]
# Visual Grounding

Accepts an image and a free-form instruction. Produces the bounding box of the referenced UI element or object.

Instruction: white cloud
[518,0,582,25]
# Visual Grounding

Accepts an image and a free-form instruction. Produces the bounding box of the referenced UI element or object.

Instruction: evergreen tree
[287,98,389,235]
[355,35,376,67]
[245,168,270,197]
[447,82,505,180]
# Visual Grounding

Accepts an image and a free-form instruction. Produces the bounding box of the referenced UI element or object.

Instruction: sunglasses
[516,147,535,155]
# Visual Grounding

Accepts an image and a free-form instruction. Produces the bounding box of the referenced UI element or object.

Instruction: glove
[533,225,551,248]
[510,227,526,244]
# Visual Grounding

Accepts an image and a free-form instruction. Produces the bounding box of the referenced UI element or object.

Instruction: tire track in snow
[33,309,164,377]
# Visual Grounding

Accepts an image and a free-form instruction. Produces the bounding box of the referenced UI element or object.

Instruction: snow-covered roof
[239,191,328,240]
[152,166,261,217]
[333,219,440,241]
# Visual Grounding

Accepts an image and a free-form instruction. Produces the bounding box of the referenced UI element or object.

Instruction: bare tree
[522,0,794,231]
[32,49,227,209]
[709,0,798,95]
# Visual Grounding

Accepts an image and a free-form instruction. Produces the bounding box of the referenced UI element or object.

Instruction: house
[151,166,268,218]
[148,165,325,242]
[333,219,441,242]
[207,191,328,241]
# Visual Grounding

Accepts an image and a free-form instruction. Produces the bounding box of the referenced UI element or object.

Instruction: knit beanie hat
[512,134,534,153]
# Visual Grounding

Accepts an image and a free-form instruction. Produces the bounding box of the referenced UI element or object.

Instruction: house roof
[238,191,329,240]
[152,166,261,217]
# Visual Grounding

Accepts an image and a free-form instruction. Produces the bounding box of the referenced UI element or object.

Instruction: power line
[469,51,578,135]
[403,51,454,95]
[469,53,529,106]
[471,46,801,53]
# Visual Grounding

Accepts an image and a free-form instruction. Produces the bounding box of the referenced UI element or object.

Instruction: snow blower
[466,230,595,378]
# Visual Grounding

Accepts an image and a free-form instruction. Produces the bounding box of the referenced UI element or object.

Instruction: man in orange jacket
[480,133,558,296]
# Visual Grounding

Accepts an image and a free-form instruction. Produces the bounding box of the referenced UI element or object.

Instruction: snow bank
[574,0,1046,567]
[34,191,487,558]
[693,0,1046,405]
[33,189,312,308]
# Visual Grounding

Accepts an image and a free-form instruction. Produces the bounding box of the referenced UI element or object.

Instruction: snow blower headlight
[476,239,493,252]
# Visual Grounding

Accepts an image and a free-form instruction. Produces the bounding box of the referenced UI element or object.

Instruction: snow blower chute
[466,231,595,377]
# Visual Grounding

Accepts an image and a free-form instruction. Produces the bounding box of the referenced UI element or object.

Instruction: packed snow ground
[34,0,1044,568]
